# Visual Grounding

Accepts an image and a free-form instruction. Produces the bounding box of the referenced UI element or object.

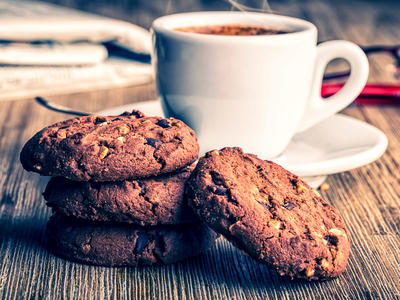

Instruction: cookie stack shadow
[20,112,218,266]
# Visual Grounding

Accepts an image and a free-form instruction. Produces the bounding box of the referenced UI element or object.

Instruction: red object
[321,83,400,105]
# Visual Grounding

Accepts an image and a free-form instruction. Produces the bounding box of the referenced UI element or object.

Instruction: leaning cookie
[20,111,199,181]
[187,147,350,280]
[46,215,218,266]
[43,166,198,226]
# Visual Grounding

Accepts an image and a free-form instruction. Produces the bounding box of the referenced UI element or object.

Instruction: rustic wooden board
[1,0,399,299]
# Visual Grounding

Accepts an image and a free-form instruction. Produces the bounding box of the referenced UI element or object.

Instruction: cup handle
[297,40,369,132]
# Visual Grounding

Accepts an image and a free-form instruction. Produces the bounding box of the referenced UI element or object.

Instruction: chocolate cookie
[20,112,199,181]
[187,147,350,280]
[46,215,218,266]
[43,166,198,226]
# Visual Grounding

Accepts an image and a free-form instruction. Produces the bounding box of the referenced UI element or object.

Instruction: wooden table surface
[1,0,399,299]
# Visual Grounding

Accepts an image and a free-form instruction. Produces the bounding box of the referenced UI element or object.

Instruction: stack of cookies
[20,111,218,266]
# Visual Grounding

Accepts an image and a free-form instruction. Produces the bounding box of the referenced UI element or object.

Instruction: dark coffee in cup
[174,24,287,36]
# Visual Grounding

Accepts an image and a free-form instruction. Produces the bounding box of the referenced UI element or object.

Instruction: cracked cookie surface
[20,111,199,181]
[44,166,198,226]
[46,214,218,266]
[187,147,350,280]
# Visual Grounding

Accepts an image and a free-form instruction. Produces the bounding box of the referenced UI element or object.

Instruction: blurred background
[1,0,399,102]
[40,0,400,35]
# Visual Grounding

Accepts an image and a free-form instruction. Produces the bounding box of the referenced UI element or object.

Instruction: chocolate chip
[174,136,183,142]
[210,171,224,185]
[290,179,298,188]
[257,166,269,177]
[70,132,85,143]
[133,232,148,254]
[94,117,107,124]
[227,191,239,204]
[208,184,227,195]
[156,119,171,128]
[131,110,145,118]
[138,181,146,197]
[257,199,271,210]
[145,138,162,149]
[324,235,338,247]
[119,110,145,118]
[283,201,297,210]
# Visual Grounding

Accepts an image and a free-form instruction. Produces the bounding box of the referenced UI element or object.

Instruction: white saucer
[273,114,388,176]
[99,100,388,187]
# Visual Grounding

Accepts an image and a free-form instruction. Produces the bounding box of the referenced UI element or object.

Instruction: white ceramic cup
[152,12,369,158]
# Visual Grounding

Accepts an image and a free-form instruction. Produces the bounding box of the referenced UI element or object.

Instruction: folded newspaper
[0,0,154,101]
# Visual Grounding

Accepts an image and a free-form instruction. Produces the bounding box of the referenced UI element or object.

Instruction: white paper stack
[0,0,154,101]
